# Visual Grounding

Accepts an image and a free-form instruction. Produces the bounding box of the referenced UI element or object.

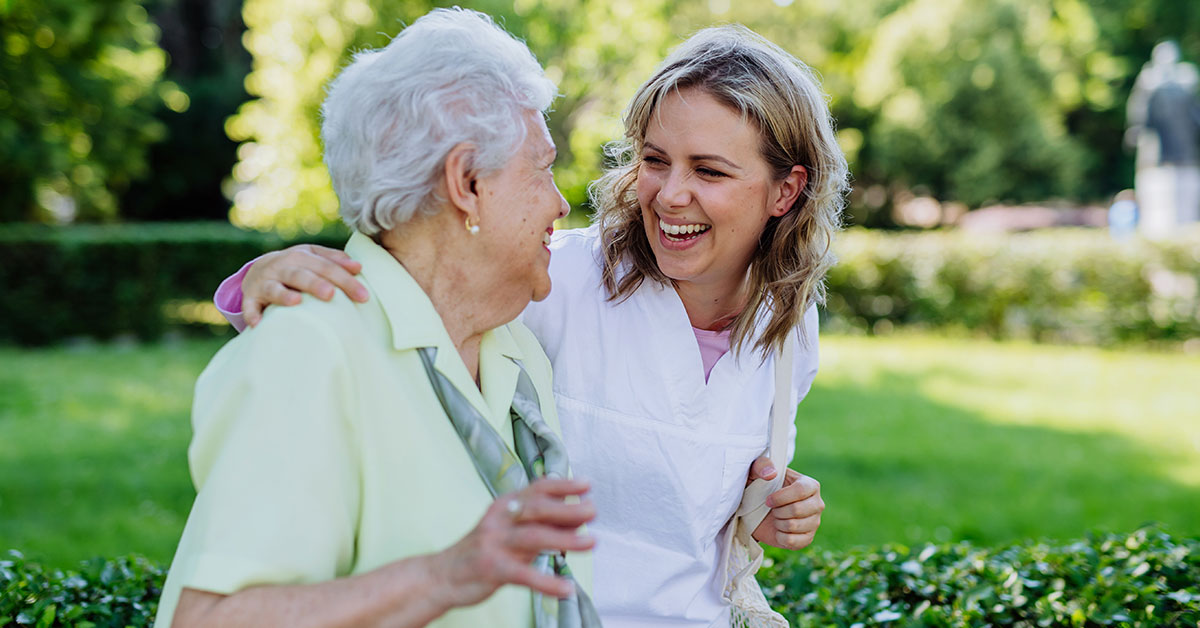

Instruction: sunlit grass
[794,332,1200,552]
[2,332,1197,570]
[0,337,226,569]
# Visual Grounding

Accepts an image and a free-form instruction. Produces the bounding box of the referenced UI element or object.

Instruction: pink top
[214,260,254,333]
[214,259,732,379]
[692,326,731,383]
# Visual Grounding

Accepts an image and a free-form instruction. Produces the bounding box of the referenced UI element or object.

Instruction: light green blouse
[155,231,590,627]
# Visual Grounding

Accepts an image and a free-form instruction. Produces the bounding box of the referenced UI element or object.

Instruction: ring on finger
[505,497,523,520]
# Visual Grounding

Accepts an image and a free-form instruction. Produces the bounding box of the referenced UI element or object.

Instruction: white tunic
[521,227,819,628]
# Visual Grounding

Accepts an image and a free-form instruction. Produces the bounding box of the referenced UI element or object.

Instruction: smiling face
[475,110,569,305]
[637,88,795,296]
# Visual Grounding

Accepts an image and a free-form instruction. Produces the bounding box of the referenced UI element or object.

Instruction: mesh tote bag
[718,330,794,628]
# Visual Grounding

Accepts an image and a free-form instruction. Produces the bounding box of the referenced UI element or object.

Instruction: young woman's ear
[771,165,808,217]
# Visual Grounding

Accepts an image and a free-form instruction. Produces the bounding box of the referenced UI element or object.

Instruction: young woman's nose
[656,168,692,209]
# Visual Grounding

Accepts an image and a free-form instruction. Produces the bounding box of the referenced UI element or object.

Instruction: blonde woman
[217,24,847,627]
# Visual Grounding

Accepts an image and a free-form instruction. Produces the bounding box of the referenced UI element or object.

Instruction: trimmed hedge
[3,528,1197,626]
[0,223,347,345]
[762,527,1200,627]
[2,223,1198,346]
[0,552,164,627]
[825,227,1200,346]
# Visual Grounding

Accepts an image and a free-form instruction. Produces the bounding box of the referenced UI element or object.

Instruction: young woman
[216,24,847,627]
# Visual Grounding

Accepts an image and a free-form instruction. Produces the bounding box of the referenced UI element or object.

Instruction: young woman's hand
[433,478,597,607]
[747,458,824,550]
[243,244,369,327]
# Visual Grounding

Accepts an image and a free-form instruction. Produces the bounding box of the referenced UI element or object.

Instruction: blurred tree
[848,0,1117,209]
[223,0,1200,233]
[225,0,679,234]
[0,0,177,222]
[119,0,251,222]
[678,0,1197,225]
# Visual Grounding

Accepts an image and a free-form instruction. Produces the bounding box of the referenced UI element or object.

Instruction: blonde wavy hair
[589,24,849,358]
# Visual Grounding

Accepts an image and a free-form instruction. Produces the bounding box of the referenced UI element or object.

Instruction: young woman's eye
[697,167,727,178]
[642,155,666,166]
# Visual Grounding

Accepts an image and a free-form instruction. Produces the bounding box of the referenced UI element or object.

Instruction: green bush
[0,222,347,345]
[0,551,163,627]
[825,228,1200,346]
[4,528,1197,627]
[762,528,1200,627]
[3,223,1199,347]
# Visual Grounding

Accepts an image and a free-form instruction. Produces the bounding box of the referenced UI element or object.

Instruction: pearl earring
[465,217,480,235]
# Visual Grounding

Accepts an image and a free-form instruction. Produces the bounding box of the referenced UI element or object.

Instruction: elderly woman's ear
[443,142,483,227]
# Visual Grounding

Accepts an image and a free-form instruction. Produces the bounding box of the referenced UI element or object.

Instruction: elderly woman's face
[474,111,569,304]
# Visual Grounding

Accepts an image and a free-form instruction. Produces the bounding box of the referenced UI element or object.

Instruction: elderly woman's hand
[746,458,824,550]
[433,477,596,607]
[242,244,369,327]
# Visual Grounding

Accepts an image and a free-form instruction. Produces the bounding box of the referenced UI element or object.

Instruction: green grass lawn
[797,333,1200,550]
[1,332,1197,570]
[0,336,227,569]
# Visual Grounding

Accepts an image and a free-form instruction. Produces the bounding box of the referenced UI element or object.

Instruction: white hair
[320,8,557,235]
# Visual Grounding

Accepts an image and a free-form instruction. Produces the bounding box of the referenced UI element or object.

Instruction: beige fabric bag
[718,331,794,628]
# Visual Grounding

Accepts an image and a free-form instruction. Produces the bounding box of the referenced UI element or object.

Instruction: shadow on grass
[795,370,1200,550]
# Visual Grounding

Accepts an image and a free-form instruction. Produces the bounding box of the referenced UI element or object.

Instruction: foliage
[0,552,163,627]
[761,528,1200,627]
[3,528,1196,626]
[824,227,1200,345]
[221,0,1200,233]
[225,0,679,234]
[0,222,346,345]
[672,0,1200,222]
[3,223,1198,346]
[0,0,178,223]
[847,0,1109,207]
[5,0,1200,228]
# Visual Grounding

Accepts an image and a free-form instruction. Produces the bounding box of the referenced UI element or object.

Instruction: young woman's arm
[214,244,369,330]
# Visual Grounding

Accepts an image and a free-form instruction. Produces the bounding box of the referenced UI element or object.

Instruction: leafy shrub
[4,528,1196,627]
[0,222,346,345]
[0,551,163,627]
[3,223,1198,346]
[762,527,1200,627]
[825,228,1200,346]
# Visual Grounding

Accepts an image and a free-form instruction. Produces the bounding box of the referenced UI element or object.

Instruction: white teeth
[543,232,552,245]
[659,219,710,236]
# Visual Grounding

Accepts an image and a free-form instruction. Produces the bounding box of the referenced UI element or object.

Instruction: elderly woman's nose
[556,186,570,220]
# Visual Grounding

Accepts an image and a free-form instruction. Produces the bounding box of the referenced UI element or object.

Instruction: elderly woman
[154,9,598,628]
[215,23,845,627]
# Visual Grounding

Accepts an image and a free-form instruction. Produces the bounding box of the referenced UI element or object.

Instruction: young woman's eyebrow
[643,142,742,170]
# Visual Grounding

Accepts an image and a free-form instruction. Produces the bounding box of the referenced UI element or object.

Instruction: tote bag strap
[734,329,795,523]
[767,329,795,469]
